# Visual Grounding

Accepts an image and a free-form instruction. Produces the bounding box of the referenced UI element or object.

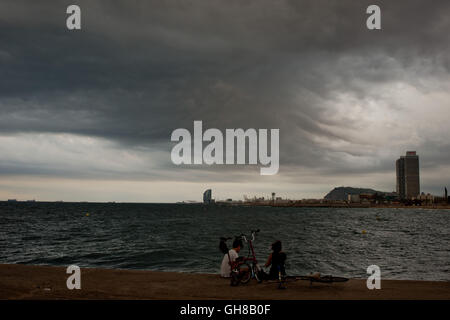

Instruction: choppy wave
[0,202,449,280]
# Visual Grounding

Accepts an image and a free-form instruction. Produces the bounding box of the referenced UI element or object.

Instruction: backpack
[219,237,230,254]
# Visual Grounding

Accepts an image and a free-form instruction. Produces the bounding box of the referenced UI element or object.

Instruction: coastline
[3,201,450,209]
[1,264,449,300]
[238,203,450,209]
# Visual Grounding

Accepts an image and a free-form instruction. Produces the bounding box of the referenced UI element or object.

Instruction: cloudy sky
[0,0,449,202]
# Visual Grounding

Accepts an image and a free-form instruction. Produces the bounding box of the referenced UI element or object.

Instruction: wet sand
[1,264,449,300]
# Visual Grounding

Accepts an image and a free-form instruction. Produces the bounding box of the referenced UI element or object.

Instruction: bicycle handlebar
[240,229,260,242]
[221,230,260,243]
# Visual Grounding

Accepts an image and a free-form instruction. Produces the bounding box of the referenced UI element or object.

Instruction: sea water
[0,202,448,281]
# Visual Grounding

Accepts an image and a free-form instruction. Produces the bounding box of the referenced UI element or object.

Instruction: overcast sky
[1,0,449,202]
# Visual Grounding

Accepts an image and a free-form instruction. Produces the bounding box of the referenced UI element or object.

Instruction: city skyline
[0,136,444,202]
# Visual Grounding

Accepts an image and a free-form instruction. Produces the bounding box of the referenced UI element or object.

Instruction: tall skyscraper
[396,151,420,199]
[203,189,212,204]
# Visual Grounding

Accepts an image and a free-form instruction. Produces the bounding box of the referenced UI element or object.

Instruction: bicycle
[219,229,262,286]
[297,274,349,285]
[235,229,262,285]
[269,274,349,287]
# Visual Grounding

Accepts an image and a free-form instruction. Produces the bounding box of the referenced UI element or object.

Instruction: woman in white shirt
[220,238,243,277]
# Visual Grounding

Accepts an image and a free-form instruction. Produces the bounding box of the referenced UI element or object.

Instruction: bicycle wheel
[230,271,240,286]
[283,276,298,282]
[328,276,349,282]
[297,275,349,283]
[255,266,263,283]
[313,275,349,283]
[238,262,252,284]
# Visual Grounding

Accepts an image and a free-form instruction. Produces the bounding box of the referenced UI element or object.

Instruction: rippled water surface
[0,202,449,280]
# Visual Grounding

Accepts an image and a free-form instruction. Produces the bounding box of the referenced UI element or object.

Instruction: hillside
[324,187,387,201]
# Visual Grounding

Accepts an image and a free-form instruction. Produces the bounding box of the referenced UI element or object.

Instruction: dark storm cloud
[0,0,449,191]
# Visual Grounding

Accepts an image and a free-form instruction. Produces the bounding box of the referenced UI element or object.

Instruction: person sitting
[220,238,243,278]
[264,240,287,280]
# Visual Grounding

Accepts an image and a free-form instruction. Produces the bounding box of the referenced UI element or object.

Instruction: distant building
[396,151,420,200]
[203,189,212,204]
[360,193,375,201]
[418,192,434,205]
[444,187,450,203]
[348,194,360,203]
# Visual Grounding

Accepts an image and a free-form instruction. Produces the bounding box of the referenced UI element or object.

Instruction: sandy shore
[1,264,449,300]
